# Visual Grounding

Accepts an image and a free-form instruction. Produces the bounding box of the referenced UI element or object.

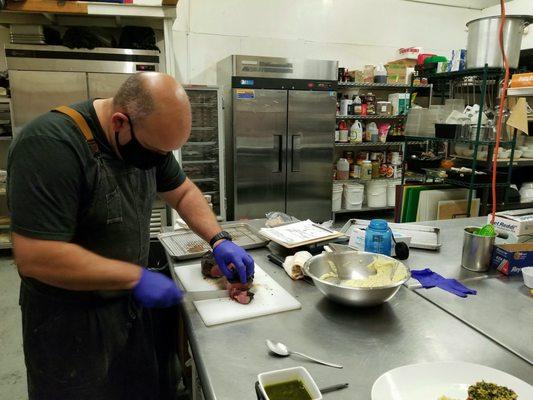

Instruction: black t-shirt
[7,99,186,242]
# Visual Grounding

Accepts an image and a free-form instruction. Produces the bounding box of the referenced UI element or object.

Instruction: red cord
[491,0,510,224]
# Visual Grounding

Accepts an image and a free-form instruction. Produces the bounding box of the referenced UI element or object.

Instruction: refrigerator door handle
[291,134,302,172]
[273,134,283,173]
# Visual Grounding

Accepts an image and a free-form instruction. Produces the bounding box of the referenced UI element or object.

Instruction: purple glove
[212,240,254,284]
[411,268,477,298]
[132,269,182,308]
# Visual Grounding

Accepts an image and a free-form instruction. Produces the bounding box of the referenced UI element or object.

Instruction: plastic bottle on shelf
[338,120,349,143]
[349,120,364,143]
[336,158,350,181]
[364,219,392,256]
[366,92,376,115]
[367,122,379,143]
[353,95,362,115]
[348,95,356,115]
[371,160,380,179]
[340,95,352,116]
[360,160,372,181]
[374,64,387,84]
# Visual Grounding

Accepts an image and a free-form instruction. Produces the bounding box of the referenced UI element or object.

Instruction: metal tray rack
[158,222,268,260]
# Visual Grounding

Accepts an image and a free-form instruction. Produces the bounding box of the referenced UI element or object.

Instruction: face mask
[114,115,168,170]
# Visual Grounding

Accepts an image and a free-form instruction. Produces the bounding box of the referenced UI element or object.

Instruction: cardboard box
[510,72,533,88]
[488,208,533,237]
[436,62,448,73]
[448,49,467,72]
[491,243,533,276]
[386,59,417,83]
[387,58,418,67]
[388,93,410,115]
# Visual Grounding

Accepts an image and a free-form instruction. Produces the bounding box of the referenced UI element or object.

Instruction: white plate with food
[371,361,532,400]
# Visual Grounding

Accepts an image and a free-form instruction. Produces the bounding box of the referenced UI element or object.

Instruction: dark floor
[0,255,26,399]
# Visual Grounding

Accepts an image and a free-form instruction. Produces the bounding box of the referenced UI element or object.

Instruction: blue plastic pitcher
[364,219,392,256]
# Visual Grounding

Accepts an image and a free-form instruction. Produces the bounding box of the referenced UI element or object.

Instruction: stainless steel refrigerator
[217,55,337,222]
[5,44,167,238]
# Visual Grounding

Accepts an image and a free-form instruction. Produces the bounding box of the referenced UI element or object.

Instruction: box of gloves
[491,243,533,276]
[489,208,533,239]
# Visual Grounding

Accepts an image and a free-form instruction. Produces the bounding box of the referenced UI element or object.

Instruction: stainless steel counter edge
[167,251,218,400]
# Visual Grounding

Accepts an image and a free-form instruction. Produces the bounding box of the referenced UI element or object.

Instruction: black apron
[19,106,165,400]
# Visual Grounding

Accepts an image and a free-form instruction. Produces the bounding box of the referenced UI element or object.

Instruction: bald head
[112,72,191,152]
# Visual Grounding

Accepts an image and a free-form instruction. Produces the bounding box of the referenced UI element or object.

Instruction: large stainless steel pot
[303,251,410,307]
[466,15,532,69]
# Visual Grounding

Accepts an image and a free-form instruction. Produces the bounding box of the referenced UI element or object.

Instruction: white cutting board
[174,263,301,327]
[416,188,470,221]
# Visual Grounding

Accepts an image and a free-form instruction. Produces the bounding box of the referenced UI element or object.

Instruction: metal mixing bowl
[303,251,410,307]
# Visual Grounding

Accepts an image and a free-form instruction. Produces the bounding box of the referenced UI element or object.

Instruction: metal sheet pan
[158,222,268,260]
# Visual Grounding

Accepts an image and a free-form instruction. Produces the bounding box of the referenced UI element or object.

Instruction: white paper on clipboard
[259,220,342,247]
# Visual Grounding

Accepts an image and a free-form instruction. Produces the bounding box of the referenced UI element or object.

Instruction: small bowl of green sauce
[258,367,322,400]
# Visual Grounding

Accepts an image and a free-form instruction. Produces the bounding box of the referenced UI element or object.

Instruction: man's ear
[111,112,131,143]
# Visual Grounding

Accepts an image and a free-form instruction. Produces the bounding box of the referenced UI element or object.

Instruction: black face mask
[115,115,168,170]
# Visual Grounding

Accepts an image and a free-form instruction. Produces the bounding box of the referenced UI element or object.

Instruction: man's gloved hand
[132,268,182,308]
[411,268,477,298]
[212,240,254,284]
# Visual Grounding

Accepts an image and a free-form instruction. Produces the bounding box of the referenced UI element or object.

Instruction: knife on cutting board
[188,290,228,301]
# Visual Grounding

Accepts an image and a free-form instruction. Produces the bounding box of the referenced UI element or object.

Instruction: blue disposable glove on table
[133,269,183,308]
[411,268,477,298]
[212,240,255,284]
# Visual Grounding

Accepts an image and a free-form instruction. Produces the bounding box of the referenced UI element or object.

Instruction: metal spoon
[265,339,343,369]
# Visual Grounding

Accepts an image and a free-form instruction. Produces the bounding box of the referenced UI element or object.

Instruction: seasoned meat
[226,278,255,305]
[201,251,223,279]
[201,252,255,304]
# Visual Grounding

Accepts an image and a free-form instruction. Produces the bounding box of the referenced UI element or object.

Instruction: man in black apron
[7,72,254,400]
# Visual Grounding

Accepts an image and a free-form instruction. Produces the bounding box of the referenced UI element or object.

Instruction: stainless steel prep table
[415,275,533,365]
[403,217,502,288]
[168,223,533,400]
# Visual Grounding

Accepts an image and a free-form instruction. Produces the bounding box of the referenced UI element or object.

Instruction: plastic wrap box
[491,243,533,276]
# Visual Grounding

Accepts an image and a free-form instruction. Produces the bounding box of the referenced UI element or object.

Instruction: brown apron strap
[53,106,100,155]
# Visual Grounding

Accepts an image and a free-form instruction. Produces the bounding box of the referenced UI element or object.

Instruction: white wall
[482,0,533,50]
[172,0,480,85]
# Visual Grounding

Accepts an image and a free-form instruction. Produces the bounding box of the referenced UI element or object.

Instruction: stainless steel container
[303,251,410,307]
[466,16,531,69]
[461,227,495,272]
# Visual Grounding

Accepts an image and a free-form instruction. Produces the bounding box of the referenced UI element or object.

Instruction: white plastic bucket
[387,179,401,207]
[366,180,387,208]
[332,183,343,211]
[342,183,364,210]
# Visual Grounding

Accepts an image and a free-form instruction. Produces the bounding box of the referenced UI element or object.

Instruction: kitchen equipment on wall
[5,44,160,136]
[466,15,532,69]
[217,55,338,222]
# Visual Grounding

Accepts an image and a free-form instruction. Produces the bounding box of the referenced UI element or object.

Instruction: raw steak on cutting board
[174,263,301,327]
[200,251,254,304]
